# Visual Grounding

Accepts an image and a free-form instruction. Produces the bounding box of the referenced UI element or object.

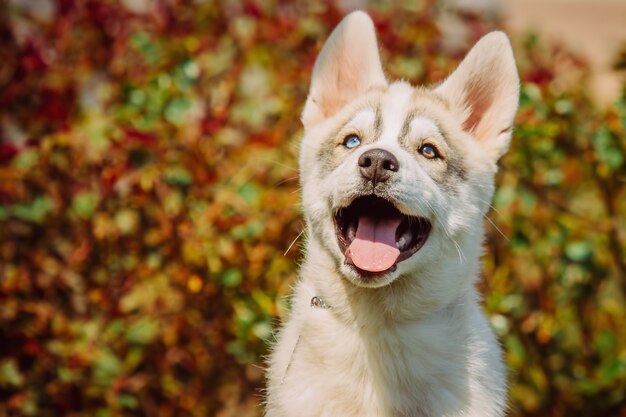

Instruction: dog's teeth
[347,221,357,241]
[397,229,413,251]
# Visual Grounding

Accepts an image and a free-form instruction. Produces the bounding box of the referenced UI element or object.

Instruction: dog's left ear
[301,11,388,128]
[435,32,519,160]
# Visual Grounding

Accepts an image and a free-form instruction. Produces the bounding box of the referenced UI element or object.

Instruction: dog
[265,10,519,417]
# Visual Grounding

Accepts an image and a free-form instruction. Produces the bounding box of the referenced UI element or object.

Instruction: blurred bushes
[486,38,626,414]
[0,1,624,416]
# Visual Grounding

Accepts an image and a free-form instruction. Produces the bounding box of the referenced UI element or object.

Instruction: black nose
[358,148,399,184]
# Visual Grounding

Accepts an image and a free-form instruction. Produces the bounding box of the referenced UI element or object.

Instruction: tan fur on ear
[301,11,388,128]
[435,32,519,160]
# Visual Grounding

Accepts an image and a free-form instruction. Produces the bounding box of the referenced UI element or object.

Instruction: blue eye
[343,134,361,149]
[419,144,440,159]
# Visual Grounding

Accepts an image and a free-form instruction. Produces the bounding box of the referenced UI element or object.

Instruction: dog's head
[299,11,519,290]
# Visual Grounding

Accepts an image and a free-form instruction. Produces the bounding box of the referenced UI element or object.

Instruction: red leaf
[0,143,19,162]
[125,128,157,145]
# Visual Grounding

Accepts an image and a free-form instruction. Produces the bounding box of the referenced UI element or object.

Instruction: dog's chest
[277,308,472,417]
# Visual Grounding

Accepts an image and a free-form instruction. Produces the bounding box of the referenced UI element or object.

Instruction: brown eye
[419,144,440,160]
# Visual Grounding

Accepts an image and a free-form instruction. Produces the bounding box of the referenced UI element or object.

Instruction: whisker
[453,240,466,263]
[284,229,305,256]
[485,214,509,241]
[487,204,503,218]
[474,195,504,218]
[259,157,299,172]
[275,176,300,186]
[467,195,509,241]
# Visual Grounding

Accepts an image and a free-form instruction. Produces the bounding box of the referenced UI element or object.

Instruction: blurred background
[0,0,624,416]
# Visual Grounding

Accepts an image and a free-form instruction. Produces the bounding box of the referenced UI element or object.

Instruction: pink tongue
[347,216,402,272]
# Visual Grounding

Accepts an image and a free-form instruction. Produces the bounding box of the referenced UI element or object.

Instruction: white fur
[266,11,519,417]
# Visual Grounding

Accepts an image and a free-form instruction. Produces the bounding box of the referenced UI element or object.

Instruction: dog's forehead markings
[398,113,443,147]
[382,83,414,120]
[410,116,442,138]
[377,82,415,145]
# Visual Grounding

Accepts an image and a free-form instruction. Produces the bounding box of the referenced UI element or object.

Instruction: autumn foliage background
[0,1,625,416]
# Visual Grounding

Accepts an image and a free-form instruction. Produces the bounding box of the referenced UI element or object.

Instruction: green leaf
[164,97,192,125]
[12,196,54,223]
[598,358,626,384]
[490,314,510,337]
[238,183,260,205]
[493,185,516,208]
[130,31,162,65]
[93,350,122,386]
[117,393,139,409]
[127,318,159,344]
[520,83,542,106]
[231,220,263,239]
[12,149,39,169]
[182,59,200,80]
[0,359,24,387]
[221,268,242,288]
[58,367,80,382]
[115,209,140,235]
[252,320,272,340]
[71,191,99,219]
[593,330,617,355]
[565,241,592,263]
[505,334,527,369]
[554,99,574,115]
[593,127,625,170]
[96,409,112,417]
[164,166,193,186]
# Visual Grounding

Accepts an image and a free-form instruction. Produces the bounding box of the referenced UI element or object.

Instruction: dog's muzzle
[334,195,431,277]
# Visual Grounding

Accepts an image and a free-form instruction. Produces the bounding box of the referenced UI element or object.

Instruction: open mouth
[334,195,431,277]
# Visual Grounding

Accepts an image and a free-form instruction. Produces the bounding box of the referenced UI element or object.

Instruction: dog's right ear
[301,11,388,128]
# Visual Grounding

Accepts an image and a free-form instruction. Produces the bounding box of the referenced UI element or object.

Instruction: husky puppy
[265,11,519,417]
